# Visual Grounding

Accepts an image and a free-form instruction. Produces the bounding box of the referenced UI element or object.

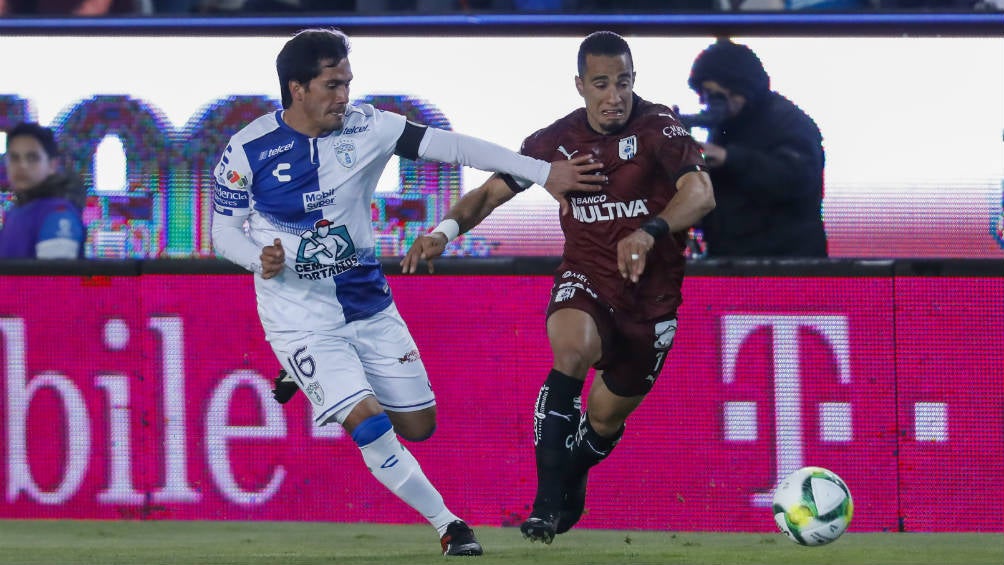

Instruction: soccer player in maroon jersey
[402,31,715,544]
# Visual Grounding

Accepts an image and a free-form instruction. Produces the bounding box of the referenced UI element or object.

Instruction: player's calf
[530,370,583,517]
[556,413,624,534]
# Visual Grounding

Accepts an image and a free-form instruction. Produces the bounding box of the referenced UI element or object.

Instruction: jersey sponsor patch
[662,124,690,139]
[213,184,250,210]
[258,140,294,161]
[654,319,678,350]
[302,187,337,213]
[225,169,247,188]
[569,194,650,224]
[294,220,359,279]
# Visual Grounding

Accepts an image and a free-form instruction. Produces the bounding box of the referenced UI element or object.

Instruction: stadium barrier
[0,258,1000,533]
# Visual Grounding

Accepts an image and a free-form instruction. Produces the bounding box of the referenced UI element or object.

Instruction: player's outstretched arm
[543,154,606,216]
[617,170,715,282]
[401,175,516,274]
[414,127,606,196]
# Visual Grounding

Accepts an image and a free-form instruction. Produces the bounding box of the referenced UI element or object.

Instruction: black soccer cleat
[556,471,589,534]
[520,512,558,544]
[271,369,299,404]
[440,520,483,556]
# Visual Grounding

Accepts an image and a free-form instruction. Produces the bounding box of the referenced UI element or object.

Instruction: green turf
[0,520,1000,565]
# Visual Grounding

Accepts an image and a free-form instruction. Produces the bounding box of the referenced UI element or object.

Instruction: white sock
[358,428,461,535]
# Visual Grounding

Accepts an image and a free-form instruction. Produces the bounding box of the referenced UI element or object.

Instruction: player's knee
[398,424,436,442]
[551,337,600,376]
[350,412,394,447]
[551,349,595,377]
[386,408,437,442]
[587,411,626,438]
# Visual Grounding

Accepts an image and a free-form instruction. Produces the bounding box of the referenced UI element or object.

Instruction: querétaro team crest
[619,135,637,160]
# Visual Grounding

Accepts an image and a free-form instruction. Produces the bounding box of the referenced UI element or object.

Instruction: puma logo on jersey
[556,145,579,160]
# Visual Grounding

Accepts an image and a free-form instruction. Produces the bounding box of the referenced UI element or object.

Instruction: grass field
[0,520,1000,565]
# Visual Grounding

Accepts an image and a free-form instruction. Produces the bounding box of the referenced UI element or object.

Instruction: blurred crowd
[0,0,1000,15]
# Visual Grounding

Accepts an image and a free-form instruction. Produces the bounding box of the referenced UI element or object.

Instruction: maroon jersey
[517,95,705,320]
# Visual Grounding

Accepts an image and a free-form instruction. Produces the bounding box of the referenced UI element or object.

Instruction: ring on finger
[630,253,640,260]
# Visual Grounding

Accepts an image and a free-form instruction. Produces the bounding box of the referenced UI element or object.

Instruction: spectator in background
[685,38,827,258]
[0,123,87,259]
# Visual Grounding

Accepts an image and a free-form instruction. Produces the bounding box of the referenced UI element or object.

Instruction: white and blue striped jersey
[212,103,413,332]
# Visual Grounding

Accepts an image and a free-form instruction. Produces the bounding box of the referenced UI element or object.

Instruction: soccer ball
[772,466,853,546]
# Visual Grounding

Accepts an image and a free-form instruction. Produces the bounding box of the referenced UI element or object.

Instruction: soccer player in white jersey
[211,28,605,556]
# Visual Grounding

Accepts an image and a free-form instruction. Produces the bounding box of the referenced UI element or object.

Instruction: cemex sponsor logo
[662,125,690,139]
[258,141,294,161]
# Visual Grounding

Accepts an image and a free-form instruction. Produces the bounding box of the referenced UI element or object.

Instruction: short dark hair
[577,31,633,77]
[276,28,351,109]
[6,122,59,158]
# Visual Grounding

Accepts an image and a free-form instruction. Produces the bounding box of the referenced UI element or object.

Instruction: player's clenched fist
[260,238,285,279]
[401,232,448,274]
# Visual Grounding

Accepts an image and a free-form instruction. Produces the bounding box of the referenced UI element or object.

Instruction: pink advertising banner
[0,274,1000,532]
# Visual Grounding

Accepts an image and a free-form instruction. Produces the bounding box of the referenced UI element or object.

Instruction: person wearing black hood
[686,38,827,258]
[0,122,87,259]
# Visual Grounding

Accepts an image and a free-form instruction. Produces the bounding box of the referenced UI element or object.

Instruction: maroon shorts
[545,270,678,397]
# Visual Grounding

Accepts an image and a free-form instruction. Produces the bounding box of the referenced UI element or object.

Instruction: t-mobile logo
[721,315,851,508]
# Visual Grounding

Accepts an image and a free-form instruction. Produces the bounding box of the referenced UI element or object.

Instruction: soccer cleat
[520,512,558,544]
[440,520,483,556]
[556,470,588,534]
[271,369,299,404]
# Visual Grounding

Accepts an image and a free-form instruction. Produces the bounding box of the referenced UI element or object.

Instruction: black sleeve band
[499,173,529,194]
[394,121,428,160]
[640,216,671,239]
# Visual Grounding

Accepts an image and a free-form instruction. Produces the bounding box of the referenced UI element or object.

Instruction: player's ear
[290,80,305,101]
[574,75,585,97]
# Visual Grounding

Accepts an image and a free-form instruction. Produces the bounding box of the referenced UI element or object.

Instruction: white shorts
[267,302,434,426]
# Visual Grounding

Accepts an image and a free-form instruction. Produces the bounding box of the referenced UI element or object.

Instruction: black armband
[499,173,531,194]
[640,217,671,239]
[394,121,427,160]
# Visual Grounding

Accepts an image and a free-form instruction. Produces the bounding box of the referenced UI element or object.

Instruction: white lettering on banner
[2,318,92,505]
[148,316,200,503]
[721,315,852,508]
[96,374,144,504]
[0,315,318,508]
[206,371,287,505]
